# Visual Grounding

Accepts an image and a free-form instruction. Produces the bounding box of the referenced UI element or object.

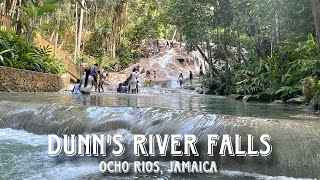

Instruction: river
[0,91,319,179]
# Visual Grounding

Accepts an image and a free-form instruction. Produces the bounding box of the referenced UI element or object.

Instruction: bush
[0,30,65,74]
[234,34,320,100]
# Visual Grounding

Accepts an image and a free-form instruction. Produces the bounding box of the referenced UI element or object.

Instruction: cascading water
[0,92,319,179]
[108,48,206,89]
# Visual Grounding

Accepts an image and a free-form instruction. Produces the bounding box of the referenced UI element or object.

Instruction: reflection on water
[0,92,315,120]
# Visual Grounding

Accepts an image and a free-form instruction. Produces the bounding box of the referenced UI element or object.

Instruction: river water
[0,91,319,179]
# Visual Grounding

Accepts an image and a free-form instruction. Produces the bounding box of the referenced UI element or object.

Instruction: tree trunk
[9,0,17,18]
[171,26,177,42]
[236,30,241,60]
[275,10,280,46]
[54,32,59,57]
[311,0,320,46]
[74,3,78,62]
[94,0,97,27]
[110,1,125,58]
[76,0,85,60]
[206,39,215,79]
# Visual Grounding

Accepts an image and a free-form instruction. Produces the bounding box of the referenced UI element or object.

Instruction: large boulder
[235,95,244,101]
[271,100,285,105]
[302,77,314,102]
[286,96,304,105]
[196,87,209,94]
[308,92,320,110]
[243,95,258,102]
[227,94,238,99]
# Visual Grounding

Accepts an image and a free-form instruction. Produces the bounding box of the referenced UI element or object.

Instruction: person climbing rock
[178,73,184,87]
[146,80,152,88]
[153,71,157,80]
[200,65,204,77]
[146,70,151,78]
[189,71,193,85]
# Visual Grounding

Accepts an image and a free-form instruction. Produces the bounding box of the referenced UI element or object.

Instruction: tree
[311,0,320,46]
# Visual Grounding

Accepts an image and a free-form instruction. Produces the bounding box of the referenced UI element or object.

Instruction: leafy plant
[0,30,64,74]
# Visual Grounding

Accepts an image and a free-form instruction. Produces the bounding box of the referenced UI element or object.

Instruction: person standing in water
[178,73,184,87]
[129,68,138,94]
[189,71,193,85]
[80,69,98,95]
[89,64,99,92]
[72,79,81,95]
[97,70,104,93]
[135,65,141,93]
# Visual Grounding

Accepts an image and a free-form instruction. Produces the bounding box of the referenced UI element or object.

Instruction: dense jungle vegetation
[1,0,320,102]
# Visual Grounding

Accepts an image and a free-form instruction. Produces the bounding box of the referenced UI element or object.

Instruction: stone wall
[0,66,63,92]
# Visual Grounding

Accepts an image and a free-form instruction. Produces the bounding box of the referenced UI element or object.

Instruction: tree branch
[196,45,209,64]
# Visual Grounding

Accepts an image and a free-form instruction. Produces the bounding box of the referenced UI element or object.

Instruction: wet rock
[196,87,209,94]
[235,95,244,101]
[286,97,304,105]
[184,85,196,90]
[271,100,285,105]
[257,93,273,102]
[227,94,237,99]
[243,95,258,102]
[196,87,203,94]
[308,94,320,110]
[0,66,63,92]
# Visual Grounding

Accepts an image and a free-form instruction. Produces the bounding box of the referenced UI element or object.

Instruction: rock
[286,97,304,105]
[203,87,210,94]
[309,94,320,110]
[196,87,209,94]
[302,77,313,102]
[61,73,71,90]
[235,95,244,101]
[184,85,196,90]
[271,100,285,105]
[0,66,63,92]
[243,95,258,102]
[227,94,237,99]
[257,93,273,102]
[196,87,203,94]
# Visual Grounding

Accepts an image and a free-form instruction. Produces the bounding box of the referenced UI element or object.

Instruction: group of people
[117,66,140,94]
[116,65,156,94]
[178,71,194,87]
[72,64,109,95]
[72,62,204,95]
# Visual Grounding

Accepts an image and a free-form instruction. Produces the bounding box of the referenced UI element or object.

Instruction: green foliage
[0,30,65,74]
[234,34,320,100]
